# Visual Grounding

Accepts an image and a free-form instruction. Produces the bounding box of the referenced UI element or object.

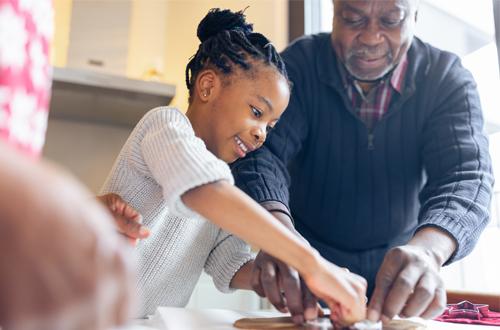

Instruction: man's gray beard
[345,51,395,82]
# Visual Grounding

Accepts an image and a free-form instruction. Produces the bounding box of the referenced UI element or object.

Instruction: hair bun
[197,8,254,43]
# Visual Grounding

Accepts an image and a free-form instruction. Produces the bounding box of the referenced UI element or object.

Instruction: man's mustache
[347,48,393,58]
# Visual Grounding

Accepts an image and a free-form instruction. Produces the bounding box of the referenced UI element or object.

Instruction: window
[306,0,500,293]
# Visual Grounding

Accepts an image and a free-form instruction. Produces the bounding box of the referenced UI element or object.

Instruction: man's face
[331,0,418,81]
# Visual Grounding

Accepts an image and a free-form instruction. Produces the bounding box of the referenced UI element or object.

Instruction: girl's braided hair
[185,8,290,103]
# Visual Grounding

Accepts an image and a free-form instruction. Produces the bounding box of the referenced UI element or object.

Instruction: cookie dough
[233,317,425,330]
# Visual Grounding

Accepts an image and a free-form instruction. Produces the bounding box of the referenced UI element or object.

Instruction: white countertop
[112,308,499,330]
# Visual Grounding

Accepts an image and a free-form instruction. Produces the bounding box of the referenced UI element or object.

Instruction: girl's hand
[302,255,367,327]
[97,193,150,246]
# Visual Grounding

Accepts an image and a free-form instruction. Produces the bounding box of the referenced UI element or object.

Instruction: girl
[99,8,366,325]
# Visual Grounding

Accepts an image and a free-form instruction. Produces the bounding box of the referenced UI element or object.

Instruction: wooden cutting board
[233,316,426,330]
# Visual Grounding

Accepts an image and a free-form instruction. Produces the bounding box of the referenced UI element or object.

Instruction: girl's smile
[187,65,290,164]
[234,136,256,158]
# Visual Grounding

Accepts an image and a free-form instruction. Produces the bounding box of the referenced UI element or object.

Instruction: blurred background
[44,0,500,310]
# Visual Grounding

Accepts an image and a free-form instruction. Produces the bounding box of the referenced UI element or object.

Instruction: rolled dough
[233,317,426,330]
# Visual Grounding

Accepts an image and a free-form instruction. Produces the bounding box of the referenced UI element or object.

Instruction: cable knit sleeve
[418,56,494,264]
[204,229,255,293]
[132,107,234,219]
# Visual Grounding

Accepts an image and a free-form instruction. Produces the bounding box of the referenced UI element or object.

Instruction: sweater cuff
[415,214,467,265]
[204,236,256,294]
[260,201,294,226]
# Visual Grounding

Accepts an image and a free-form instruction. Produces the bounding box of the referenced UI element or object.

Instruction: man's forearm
[406,227,457,267]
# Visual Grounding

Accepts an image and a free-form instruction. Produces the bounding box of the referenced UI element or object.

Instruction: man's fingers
[367,249,406,322]
[367,276,393,321]
[278,265,304,323]
[249,267,266,297]
[261,262,287,313]
[400,273,437,318]
[381,265,422,320]
[301,280,318,321]
[419,286,446,319]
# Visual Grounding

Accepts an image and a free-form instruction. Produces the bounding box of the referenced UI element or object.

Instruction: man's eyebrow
[383,7,405,16]
[341,5,365,16]
[256,94,273,112]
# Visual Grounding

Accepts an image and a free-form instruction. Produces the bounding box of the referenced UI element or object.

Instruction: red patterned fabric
[0,0,53,159]
[435,311,500,326]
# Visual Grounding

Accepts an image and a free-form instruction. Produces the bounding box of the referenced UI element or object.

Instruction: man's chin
[349,70,388,82]
[347,65,396,82]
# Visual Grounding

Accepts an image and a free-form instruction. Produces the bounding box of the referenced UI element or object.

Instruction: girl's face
[195,67,290,163]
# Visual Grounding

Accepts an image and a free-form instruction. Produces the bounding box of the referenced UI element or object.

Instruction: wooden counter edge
[446,290,500,312]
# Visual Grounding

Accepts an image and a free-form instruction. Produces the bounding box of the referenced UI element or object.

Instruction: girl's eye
[266,125,275,132]
[252,107,262,118]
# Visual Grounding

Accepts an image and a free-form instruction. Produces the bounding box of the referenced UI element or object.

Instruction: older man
[231,0,494,324]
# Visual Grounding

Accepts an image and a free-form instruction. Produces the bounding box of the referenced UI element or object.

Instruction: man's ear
[196,70,218,101]
[414,0,419,23]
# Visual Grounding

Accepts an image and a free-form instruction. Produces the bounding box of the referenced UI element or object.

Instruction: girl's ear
[196,70,218,101]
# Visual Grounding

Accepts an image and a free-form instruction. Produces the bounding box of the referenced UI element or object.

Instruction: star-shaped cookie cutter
[444,300,490,320]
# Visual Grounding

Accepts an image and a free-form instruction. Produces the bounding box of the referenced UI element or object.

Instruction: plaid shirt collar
[339,53,408,96]
[337,54,408,134]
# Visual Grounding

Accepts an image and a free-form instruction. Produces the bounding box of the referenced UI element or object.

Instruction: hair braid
[185,8,291,103]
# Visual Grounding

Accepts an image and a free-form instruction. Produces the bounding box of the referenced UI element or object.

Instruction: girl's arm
[183,180,318,275]
[182,180,367,326]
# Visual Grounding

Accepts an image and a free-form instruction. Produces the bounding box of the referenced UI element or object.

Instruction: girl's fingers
[115,214,150,239]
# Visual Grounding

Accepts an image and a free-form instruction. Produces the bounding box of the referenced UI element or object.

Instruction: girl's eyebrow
[255,94,273,112]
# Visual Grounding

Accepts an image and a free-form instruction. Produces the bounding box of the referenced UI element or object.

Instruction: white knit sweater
[100,107,255,317]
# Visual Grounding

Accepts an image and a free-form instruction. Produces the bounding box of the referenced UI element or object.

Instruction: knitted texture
[231,35,494,297]
[100,107,255,317]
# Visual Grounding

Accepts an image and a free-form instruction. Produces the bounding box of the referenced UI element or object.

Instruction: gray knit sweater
[100,107,255,317]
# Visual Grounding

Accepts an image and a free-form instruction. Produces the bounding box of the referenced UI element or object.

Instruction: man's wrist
[407,227,457,267]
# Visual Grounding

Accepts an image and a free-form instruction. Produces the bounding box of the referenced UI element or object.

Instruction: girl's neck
[185,104,204,139]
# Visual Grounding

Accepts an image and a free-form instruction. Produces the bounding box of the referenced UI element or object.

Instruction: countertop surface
[112,308,500,330]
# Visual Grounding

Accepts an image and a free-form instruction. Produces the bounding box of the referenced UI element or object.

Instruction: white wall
[66,1,131,75]
[43,119,132,194]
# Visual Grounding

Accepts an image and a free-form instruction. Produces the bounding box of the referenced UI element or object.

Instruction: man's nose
[358,21,384,47]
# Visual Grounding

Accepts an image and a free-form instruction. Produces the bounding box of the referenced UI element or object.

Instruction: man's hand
[250,250,319,323]
[97,193,150,246]
[367,228,456,323]
[0,144,134,330]
[249,211,319,324]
